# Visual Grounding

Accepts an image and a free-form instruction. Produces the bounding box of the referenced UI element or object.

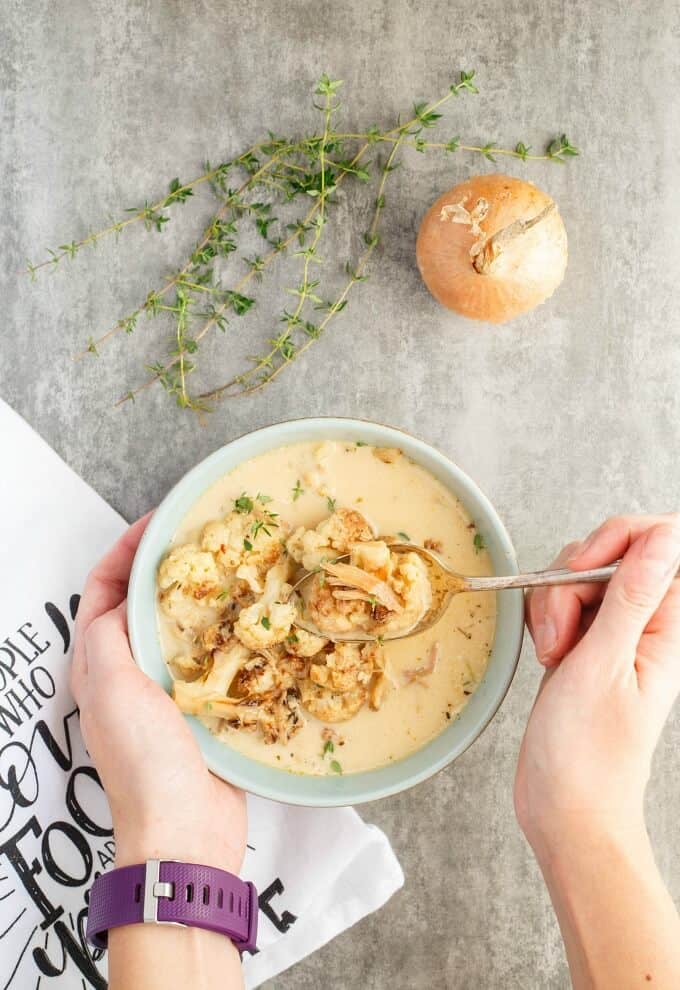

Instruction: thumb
[583,520,680,667]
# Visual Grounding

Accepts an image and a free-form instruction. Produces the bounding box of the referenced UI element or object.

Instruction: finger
[526,541,580,636]
[82,601,135,685]
[635,581,680,697]
[71,604,125,705]
[530,586,583,667]
[529,584,607,667]
[526,541,600,665]
[567,514,679,570]
[73,512,152,684]
[583,521,680,667]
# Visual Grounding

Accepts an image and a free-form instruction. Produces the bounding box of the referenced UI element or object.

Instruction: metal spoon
[290,542,621,644]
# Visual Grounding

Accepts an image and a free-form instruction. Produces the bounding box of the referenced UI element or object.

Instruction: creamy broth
[157,441,496,775]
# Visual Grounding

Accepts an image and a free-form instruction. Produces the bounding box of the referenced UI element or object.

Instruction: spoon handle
[464,562,622,593]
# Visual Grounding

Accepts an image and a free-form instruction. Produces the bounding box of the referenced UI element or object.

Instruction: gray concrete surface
[3,1,680,986]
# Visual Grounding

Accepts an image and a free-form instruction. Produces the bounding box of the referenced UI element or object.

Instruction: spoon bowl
[290,542,623,644]
[290,542,469,643]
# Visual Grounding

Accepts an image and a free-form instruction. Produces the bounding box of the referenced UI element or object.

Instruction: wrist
[113,815,245,875]
[526,809,649,874]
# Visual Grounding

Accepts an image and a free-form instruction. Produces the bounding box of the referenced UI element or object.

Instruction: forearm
[109,922,243,990]
[535,821,680,989]
[107,823,245,990]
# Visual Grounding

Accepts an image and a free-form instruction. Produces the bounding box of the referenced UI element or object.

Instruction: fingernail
[535,614,557,660]
[640,524,680,576]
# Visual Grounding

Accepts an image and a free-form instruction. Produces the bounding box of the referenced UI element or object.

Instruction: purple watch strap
[86,860,258,954]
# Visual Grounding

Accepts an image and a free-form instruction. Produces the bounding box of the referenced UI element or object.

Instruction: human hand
[71,514,247,873]
[515,515,680,856]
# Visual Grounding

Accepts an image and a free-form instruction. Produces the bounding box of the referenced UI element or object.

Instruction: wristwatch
[86,859,258,954]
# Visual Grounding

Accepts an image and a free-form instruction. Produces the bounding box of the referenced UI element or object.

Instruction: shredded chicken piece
[321,561,404,613]
[369,672,390,710]
[331,589,374,603]
[403,642,441,685]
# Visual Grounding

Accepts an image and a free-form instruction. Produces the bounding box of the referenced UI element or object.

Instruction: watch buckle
[143,859,177,924]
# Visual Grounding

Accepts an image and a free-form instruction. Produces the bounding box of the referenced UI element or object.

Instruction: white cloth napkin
[0,399,403,989]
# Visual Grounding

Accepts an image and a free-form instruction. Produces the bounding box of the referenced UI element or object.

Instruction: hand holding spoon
[290,542,624,644]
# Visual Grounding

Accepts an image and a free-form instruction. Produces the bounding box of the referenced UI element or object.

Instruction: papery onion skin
[416,173,568,324]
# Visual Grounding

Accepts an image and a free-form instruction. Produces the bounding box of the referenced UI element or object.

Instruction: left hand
[71,514,247,873]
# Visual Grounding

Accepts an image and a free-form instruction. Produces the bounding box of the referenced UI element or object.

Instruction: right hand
[514,515,680,855]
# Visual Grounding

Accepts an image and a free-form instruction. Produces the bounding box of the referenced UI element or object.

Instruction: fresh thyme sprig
[29,70,578,412]
[78,144,305,361]
[24,145,271,280]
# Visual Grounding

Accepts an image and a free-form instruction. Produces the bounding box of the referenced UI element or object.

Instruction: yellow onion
[416,173,567,323]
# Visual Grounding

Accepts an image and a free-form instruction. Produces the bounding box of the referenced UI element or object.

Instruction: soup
[156,441,496,775]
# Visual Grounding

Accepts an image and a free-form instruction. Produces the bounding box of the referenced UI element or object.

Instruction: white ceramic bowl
[128,418,524,806]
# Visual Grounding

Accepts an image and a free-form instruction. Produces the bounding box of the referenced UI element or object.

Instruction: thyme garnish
[28,71,577,413]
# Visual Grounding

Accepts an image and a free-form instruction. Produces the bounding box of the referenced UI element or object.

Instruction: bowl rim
[128,416,524,806]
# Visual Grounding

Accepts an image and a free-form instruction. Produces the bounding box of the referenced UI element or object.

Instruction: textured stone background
[2,1,680,986]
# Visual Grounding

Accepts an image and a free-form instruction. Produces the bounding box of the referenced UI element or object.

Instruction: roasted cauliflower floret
[158,585,221,635]
[234,601,296,649]
[307,577,372,633]
[285,627,329,658]
[309,643,374,693]
[299,680,367,723]
[349,540,392,581]
[157,544,226,633]
[230,654,294,698]
[158,544,224,598]
[202,509,287,577]
[233,558,296,649]
[172,641,248,708]
[201,516,252,570]
[301,643,389,719]
[379,552,432,635]
[287,508,375,570]
[204,640,252,694]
